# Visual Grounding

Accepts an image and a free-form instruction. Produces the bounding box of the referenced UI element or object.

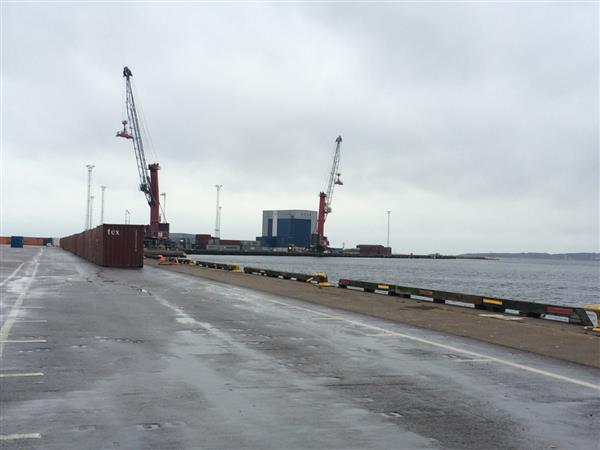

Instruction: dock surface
[1,246,599,449]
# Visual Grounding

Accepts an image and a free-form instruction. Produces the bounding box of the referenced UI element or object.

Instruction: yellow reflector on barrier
[378,284,389,290]
[483,298,503,306]
[584,305,600,332]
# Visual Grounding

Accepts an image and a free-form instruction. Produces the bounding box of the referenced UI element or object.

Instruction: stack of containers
[60,224,144,268]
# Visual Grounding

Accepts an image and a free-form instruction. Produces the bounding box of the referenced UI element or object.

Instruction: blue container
[10,236,24,248]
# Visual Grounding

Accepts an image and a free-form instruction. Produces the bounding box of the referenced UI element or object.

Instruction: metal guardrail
[338,278,593,326]
[244,267,329,284]
[195,260,241,272]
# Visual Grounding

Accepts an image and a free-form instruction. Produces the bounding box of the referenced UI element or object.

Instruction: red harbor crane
[116,66,168,239]
[312,135,343,250]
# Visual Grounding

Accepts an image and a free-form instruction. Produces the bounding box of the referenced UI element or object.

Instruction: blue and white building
[257,210,317,248]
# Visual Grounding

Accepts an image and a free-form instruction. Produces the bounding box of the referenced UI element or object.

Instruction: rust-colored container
[0,236,9,245]
[23,237,44,246]
[60,224,144,268]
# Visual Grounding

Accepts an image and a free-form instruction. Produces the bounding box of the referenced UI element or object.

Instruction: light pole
[85,165,95,229]
[89,195,95,228]
[100,186,106,224]
[214,185,223,239]
[161,192,166,222]
[125,209,131,224]
[386,210,391,248]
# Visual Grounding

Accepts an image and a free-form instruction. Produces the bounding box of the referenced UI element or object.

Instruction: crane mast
[314,135,343,249]
[116,66,164,239]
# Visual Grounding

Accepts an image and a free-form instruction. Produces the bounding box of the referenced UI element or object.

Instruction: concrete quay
[1,246,599,449]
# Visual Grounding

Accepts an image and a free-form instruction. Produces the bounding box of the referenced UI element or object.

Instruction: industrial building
[257,210,317,248]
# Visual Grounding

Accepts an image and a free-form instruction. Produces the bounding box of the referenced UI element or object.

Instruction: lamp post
[215,185,223,239]
[386,210,391,248]
[89,195,95,228]
[160,192,166,222]
[125,209,131,224]
[100,186,106,224]
[85,165,95,229]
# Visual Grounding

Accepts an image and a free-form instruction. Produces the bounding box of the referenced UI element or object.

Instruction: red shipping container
[195,234,211,245]
[219,239,241,246]
[61,224,144,268]
[23,237,44,246]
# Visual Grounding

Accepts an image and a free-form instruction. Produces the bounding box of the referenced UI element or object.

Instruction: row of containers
[60,224,145,268]
[1,236,59,247]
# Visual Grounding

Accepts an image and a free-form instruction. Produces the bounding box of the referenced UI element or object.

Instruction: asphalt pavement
[1,246,599,449]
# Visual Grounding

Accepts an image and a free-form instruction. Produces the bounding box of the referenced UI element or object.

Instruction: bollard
[584,305,600,332]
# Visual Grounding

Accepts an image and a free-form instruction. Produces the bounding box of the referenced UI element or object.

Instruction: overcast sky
[2,2,598,254]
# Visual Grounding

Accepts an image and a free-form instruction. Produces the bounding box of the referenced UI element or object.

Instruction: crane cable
[131,79,159,163]
[130,78,166,222]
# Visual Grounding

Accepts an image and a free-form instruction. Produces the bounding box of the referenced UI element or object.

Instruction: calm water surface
[189,255,599,307]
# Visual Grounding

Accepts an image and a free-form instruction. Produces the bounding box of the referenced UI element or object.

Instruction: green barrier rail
[243,267,329,284]
[195,260,241,271]
[337,278,593,326]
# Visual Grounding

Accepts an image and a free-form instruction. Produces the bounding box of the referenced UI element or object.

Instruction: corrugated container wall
[60,224,144,268]
[10,236,24,248]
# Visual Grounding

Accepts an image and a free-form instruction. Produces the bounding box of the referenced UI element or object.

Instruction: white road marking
[453,358,492,363]
[0,263,25,287]
[479,313,524,321]
[1,339,47,343]
[0,249,43,358]
[0,433,41,440]
[0,372,44,378]
[149,266,600,391]
[265,298,600,392]
[15,319,47,323]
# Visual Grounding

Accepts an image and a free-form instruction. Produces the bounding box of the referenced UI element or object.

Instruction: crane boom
[324,135,343,217]
[314,136,343,249]
[117,66,154,207]
[116,66,165,239]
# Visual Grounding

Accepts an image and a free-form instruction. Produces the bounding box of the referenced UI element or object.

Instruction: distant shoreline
[458,252,599,261]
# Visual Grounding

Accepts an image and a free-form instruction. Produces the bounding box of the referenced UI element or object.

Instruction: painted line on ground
[149,265,600,391]
[0,433,41,441]
[0,372,44,378]
[0,249,43,358]
[1,339,47,343]
[15,319,47,323]
[265,298,600,391]
[454,358,492,363]
[0,263,25,287]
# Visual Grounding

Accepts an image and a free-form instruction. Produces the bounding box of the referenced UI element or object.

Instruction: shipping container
[356,245,391,256]
[23,237,44,246]
[195,234,211,245]
[10,236,24,248]
[220,245,241,251]
[219,239,241,246]
[60,224,144,268]
[0,236,9,245]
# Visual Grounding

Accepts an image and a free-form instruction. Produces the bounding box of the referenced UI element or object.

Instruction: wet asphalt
[1,246,599,450]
